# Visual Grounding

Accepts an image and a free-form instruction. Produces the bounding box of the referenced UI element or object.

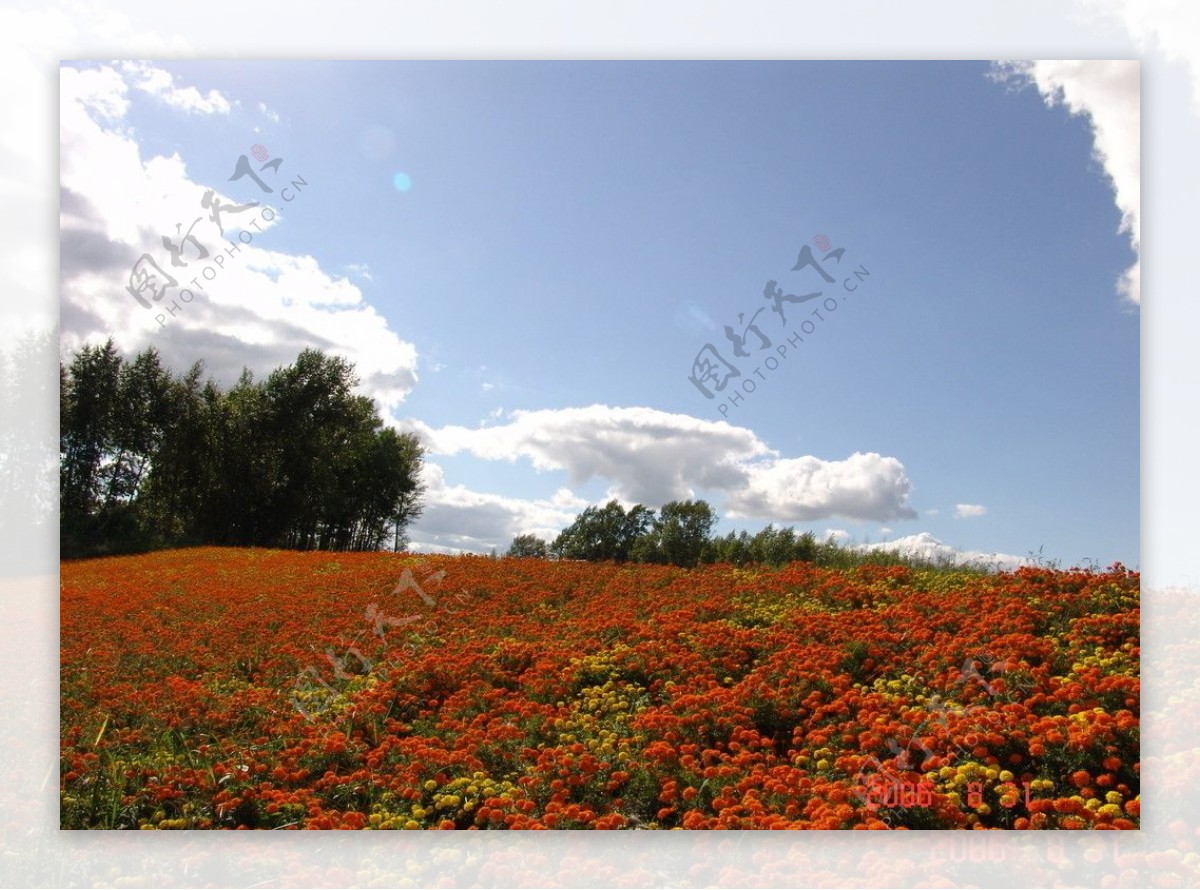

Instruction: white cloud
[407,405,917,523]
[727,452,918,523]
[1084,0,1200,112]
[954,503,988,518]
[59,62,419,417]
[258,101,281,123]
[478,406,506,427]
[119,60,231,114]
[855,532,1026,571]
[407,463,586,553]
[991,59,1140,304]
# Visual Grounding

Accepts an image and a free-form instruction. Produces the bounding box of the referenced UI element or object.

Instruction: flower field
[60,548,1139,830]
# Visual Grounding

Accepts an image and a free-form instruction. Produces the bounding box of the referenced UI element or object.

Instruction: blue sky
[59,60,1139,567]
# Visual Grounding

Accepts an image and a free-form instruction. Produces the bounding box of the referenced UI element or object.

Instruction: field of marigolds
[60,548,1139,830]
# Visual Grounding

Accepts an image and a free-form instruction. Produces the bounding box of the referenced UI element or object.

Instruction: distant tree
[793,530,819,563]
[551,500,655,562]
[629,530,664,565]
[749,524,797,566]
[655,500,717,567]
[507,534,549,558]
[702,529,752,566]
[701,525,823,567]
[618,504,656,562]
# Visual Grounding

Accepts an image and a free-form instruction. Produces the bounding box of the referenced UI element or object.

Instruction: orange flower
[59,550,1139,832]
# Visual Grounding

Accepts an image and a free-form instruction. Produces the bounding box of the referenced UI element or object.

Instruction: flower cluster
[60,550,1138,829]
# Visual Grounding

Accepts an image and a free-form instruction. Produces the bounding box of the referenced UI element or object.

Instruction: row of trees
[507,499,841,569]
[61,341,425,558]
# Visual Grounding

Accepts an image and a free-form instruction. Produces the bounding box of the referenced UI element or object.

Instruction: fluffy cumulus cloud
[725,452,918,523]
[409,405,767,507]
[954,503,988,518]
[403,405,918,549]
[59,62,418,416]
[855,532,1026,572]
[991,59,1140,304]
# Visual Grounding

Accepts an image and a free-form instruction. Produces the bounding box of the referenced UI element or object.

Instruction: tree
[749,524,797,566]
[102,348,173,510]
[59,344,425,556]
[507,534,549,558]
[655,499,717,567]
[135,361,218,546]
[702,529,752,566]
[210,348,425,551]
[550,500,655,562]
[60,341,120,518]
[60,339,124,554]
[701,525,822,566]
[629,530,664,565]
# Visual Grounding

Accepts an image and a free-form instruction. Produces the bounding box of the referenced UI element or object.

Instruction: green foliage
[653,500,716,568]
[506,534,549,558]
[550,499,713,568]
[701,526,819,567]
[550,500,654,563]
[548,497,999,577]
[60,343,424,557]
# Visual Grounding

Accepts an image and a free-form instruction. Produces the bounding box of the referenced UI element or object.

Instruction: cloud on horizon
[403,405,918,536]
[854,531,1026,571]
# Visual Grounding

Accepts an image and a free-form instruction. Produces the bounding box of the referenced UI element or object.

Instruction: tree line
[507,499,856,568]
[60,341,425,558]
